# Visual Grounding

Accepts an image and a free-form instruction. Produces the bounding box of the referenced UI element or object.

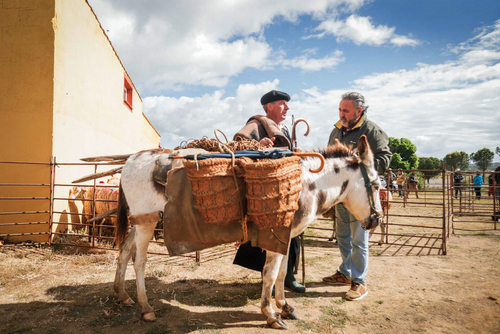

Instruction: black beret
[260,90,290,105]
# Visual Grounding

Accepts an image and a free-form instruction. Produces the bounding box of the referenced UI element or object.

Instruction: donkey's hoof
[281,311,299,320]
[120,297,135,306]
[281,303,300,320]
[142,312,156,322]
[267,317,288,330]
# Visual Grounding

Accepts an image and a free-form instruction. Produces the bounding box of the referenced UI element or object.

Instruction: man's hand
[260,137,275,148]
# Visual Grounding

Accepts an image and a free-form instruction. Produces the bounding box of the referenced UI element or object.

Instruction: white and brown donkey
[112,135,382,330]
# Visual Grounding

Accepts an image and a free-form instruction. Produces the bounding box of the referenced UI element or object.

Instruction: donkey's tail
[115,183,129,248]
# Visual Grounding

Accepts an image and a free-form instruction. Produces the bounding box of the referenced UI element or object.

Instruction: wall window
[124,74,133,111]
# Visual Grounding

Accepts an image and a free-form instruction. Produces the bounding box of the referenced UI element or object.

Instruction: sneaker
[322,271,351,285]
[345,282,368,301]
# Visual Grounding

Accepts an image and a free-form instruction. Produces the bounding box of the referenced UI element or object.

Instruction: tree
[443,151,469,171]
[496,147,500,158]
[418,157,442,184]
[389,137,418,170]
[470,148,494,173]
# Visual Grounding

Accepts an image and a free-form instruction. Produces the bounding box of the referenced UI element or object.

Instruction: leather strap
[129,211,163,226]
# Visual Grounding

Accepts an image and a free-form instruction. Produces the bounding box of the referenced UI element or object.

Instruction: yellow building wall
[0,0,160,243]
[50,0,160,235]
[0,0,56,242]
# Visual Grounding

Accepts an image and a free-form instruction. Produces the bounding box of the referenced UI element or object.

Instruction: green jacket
[327,114,392,175]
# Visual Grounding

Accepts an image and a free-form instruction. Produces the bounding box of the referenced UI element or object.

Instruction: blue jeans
[336,203,369,284]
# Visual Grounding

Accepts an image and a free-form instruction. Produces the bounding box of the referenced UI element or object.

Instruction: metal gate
[0,159,234,263]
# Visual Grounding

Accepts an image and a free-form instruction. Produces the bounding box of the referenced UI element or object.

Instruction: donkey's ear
[358,135,374,165]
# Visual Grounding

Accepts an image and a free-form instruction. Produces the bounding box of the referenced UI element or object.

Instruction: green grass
[321,305,349,327]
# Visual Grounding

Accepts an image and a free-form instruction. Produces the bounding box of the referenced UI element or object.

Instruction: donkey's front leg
[262,252,288,329]
[133,222,157,321]
[114,227,137,305]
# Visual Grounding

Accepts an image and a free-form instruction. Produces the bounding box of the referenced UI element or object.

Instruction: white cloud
[144,80,281,148]
[308,15,420,47]
[144,21,500,162]
[88,0,372,93]
[279,50,345,71]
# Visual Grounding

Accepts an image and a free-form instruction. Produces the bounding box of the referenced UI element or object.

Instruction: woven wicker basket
[239,156,302,230]
[184,158,245,225]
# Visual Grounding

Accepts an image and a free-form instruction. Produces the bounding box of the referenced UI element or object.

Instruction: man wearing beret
[233,90,305,293]
[322,91,392,301]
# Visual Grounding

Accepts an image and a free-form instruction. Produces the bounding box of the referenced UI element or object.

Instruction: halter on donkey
[112,135,382,330]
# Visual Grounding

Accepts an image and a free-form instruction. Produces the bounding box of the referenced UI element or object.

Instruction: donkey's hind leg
[262,252,288,329]
[133,222,157,321]
[274,252,299,321]
[113,227,137,305]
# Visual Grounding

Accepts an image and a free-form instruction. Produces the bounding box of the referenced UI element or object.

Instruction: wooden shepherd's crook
[291,119,310,149]
[291,118,311,287]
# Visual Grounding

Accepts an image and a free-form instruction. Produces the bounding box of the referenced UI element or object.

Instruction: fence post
[91,164,97,248]
[48,156,56,246]
[441,163,447,255]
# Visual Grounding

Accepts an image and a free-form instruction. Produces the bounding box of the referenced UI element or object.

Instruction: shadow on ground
[0,277,344,334]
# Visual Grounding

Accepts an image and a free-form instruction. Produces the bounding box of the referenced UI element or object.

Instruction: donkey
[112,135,382,330]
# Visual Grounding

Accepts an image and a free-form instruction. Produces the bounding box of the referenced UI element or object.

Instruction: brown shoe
[345,282,368,301]
[322,271,351,285]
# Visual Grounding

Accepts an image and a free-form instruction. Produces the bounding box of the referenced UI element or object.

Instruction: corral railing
[308,168,499,256]
[0,159,233,264]
[2,160,499,259]
[0,159,55,243]
[308,168,454,255]
[450,171,499,233]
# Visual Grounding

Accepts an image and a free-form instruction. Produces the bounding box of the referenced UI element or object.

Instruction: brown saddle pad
[163,166,291,256]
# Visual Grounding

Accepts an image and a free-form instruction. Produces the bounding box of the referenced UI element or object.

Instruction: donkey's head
[342,135,383,228]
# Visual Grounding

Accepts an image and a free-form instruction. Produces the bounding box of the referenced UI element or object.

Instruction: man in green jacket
[322,91,392,301]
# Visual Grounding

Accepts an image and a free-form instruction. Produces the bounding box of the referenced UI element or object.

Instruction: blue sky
[89,0,500,163]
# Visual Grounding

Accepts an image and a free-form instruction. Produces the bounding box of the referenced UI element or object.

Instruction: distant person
[454,169,464,199]
[396,169,406,198]
[408,170,419,199]
[495,166,500,200]
[387,168,396,193]
[488,173,494,197]
[473,171,483,200]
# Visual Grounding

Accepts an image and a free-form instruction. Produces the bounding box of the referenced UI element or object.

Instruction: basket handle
[214,129,229,144]
[293,152,325,173]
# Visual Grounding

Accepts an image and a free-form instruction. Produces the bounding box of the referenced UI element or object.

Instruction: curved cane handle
[214,129,229,144]
[293,152,325,173]
[292,119,310,148]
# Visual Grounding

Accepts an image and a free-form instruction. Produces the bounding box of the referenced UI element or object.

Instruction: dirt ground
[1,195,500,334]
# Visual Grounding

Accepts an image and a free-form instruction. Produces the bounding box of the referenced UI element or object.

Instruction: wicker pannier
[183,158,245,225]
[239,156,302,230]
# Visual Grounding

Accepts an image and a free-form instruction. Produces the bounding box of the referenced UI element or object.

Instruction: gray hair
[263,101,276,113]
[341,91,369,113]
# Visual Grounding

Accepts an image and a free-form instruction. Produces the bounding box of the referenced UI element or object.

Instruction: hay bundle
[239,156,302,230]
[183,158,245,225]
[175,137,264,152]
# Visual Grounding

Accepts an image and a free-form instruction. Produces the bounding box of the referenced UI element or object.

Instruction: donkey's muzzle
[362,212,383,230]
